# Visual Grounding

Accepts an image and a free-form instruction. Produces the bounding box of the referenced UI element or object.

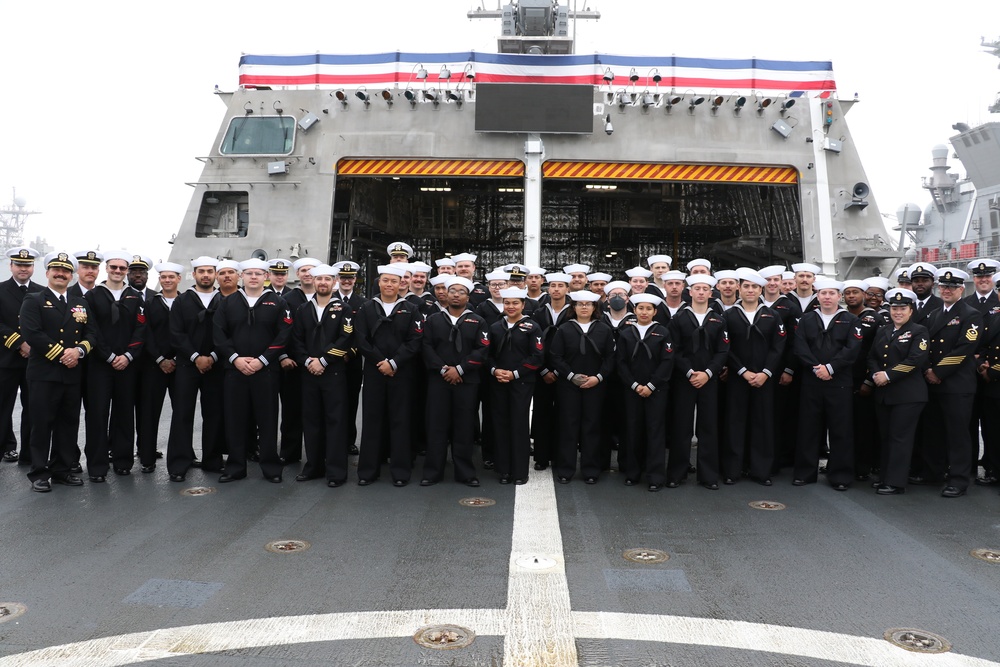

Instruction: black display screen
[474,84,594,134]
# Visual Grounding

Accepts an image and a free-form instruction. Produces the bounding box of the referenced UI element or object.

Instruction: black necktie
[20,285,27,294]
[981,296,987,304]
[59,294,66,305]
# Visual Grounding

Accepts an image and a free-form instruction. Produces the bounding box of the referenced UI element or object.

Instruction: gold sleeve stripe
[80,341,92,354]
[992,364,1000,372]
[45,344,64,361]
[4,333,21,349]
[891,365,914,372]
[936,357,965,366]
[327,348,347,357]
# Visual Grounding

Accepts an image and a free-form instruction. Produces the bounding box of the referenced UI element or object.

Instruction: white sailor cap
[569,290,600,302]
[604,280,631,295]
[625,266,653,279]
[310,264,338,278]
[154,262,184,275]
[128,254,153,270]
[292,257,322,271]
[686,275,718,288]
[216,260,241,272]
[546,272,572,284]
[758,265,786,279]
[865,276,890,291]
[409,261,433,274]
[6,246,40,265]
[791,262,822,275]
[44,251,77,271]
[526,266,547,276]
[485,270,510,281]
[781,271,795,280]
[191,256,219,270]
[563,263,590,275]
[429,275,448,286]
[737,270,766,287]
[499,287,528,299]
[386,241,413,258]
[377,264,407,278]
[446,276,475,293]
[686,258,712,271]
[662,270,687,282]
[813,278,845,291]
[435,257,456,268]
[238,258,269,272]
[629,293,663,307]
[647,254,672,267]
[587,272,612,282]
[103,250,132,265]
[451,253,477,263]
[842,279,870,292]
[714,270,739,281]
[74,250,104,266]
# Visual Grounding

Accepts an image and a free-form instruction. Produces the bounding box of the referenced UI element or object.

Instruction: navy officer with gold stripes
[19,252,96,492]
[916,268,982,497]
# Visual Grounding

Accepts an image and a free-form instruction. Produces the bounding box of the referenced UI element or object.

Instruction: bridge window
[219,116,295,155]
[195,191,249,238]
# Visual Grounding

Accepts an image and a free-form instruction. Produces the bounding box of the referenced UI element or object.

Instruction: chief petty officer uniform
[20,252,95,490]
[723,298,786,484]
[289,278,354,486]
[487,297,544,483]
[917,269,982,496]
[136,284,178,472]
[334,262,366,453]
[615,298,674,489]
[666,303,729,488]
[549,303,615,483]
[977,297,1000,489]
[84,269,145,478]
[791,294,861,489]
[0,247,43,463]
[354,289,423,485]
[166,266,225,479]
[963,259,1000,482]
[867,289,929,493]
[420,298,490,485]
[213,284,292,481]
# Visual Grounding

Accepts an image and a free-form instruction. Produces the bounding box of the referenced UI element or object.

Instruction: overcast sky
[2,0,998,264]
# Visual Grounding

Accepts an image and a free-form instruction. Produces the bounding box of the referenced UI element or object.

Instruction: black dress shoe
[327,480,345,488]
[190,459,203,469]
[31,479,51,492]
[155,450,164,459]
[265,475,281,483]
[702,482,720,491]
[52,475,83,486]
[514,478,527,485]
[219,474,245,483]
[483,460,495,470]
[665,481,679,489]
[624,479,636,486]
[393,479,408,487]
[357,478,373,486]
[69,464,83,474]
[975,475,998,486]
[499,475,511,484]
[248,451,260,462]
[792,479,807,486]
[141,464,156,474]
[941,486,966,498]
[465,478,480,488]
[534,462,548,471]
[855,473,871,481]
[648,484,662,492]
[419,479,436,487]
[3,451,18,463]
[348,444,359,456]
[832,483,848,491]
[755,478,772,487]
[876,484,904,495]
[295,474,316,482]
[723,477,735,485]
[907,475,929,485]
[89,475,106,483]
[557,476,570,484]
[114,467,131,476]
[687,464,697,474]
[584,477,597,485]
[169,474,185,482]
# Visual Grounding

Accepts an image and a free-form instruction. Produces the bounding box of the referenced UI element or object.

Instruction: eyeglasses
[107,265,128,272]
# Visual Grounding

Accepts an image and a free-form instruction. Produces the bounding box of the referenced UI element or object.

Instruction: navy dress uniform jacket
[867,322,930,405]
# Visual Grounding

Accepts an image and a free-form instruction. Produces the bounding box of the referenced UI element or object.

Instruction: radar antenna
[0,188,40,249]
[468,0,600,55]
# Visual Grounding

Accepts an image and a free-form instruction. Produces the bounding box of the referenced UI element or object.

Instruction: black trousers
[621,388,668,485]
[422,376,479,483]
[599,375,626,471]
[345,358,363,446]
[853,389,879,476]
[137,361,175,467]
[223,367,281,479]
[774,374,801,469]
[0,366,30,460]
[357,366,412,483]
[668,376,720,484]
[793,377,854,486]
[530,379,558,466]
[725,376,776,481]
[85,360,139,476]
[301,366,349,482]
[554,380,607,480]
[875,400,925,488]
[970,379,989,472]
[26,380,81,482]
[981,393,1000,480]
[166,364,225,475]
[491,380,533,481]
[278,364,304,462]
[920,391,974,490]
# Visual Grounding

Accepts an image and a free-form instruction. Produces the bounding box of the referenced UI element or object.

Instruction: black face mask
[609,296,627,311]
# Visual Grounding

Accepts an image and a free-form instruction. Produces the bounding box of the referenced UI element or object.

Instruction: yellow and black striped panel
[337,159,524,178]
[543,161,798,184]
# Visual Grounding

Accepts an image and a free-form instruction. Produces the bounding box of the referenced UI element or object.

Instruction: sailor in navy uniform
[977,277,1000,490]
[651,270,687,326]
[64,249,103,472]
[354,263,423,486]
[666,275,729,489]
[166,257,225,481]
[525,266,548,306]
[453,253,489,307]
[723,270,785,485]
[625,266,654,298]
[843,279,886,480]
[867,289,929,494]
[487,287,544,484]
[530,272,574,470]
[213,258,292,483]
[434,257,456,276]
[289,264,353,486]
[549,290,615,484]
[586,272,611,304]
[419,276,490,486]
[333,261,366,454]
[20,252,95,492]
[267,258,294,296]
[476,269,509,327]
[892,267,913,290]
[964,259,1000,484]
[865,275,891,315]
[908,263,941,326]
[791,278,861,490]
[646,254,673,299]
[504,265,537,315]
[615,293,673,490]
[406,261,438,317]
[0,246,42,463]
[915,268,982,497]
[84,250,146,480]
[126,254,159,461]
[600,281,637,471]
[387,241,413,264]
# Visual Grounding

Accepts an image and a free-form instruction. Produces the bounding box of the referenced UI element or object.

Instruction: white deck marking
[2,474,999,666]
